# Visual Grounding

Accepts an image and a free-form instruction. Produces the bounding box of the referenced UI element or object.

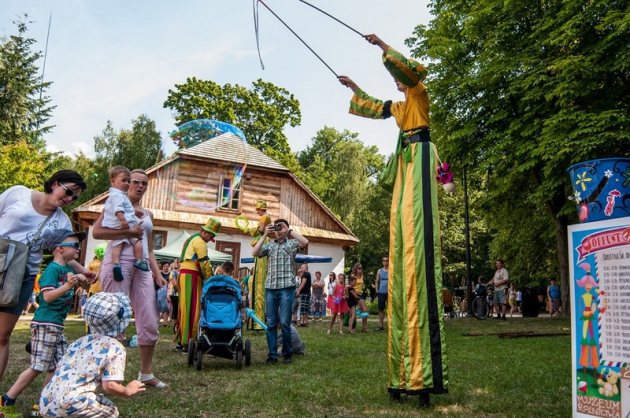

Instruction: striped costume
[248,213,271,330]
[177,233,213,346]
[347,47,448,396]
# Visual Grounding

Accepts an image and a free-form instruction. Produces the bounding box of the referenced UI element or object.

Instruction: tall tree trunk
[552,214,570,314]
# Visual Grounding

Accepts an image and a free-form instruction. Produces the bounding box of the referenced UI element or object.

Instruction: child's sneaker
[133,260,149,271]
[29,403,40,417]
[113,264,124,282]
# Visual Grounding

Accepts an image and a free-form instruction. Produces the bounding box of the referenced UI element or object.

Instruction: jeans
[265,287,295,359]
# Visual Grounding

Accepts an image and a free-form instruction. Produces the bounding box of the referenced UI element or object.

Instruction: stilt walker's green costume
[343,44,448,399]
[248,200,271,330]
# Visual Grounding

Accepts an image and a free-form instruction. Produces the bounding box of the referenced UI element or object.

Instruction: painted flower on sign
[604,170,613,178]
[573,190,581,203]
[575,172,592,192]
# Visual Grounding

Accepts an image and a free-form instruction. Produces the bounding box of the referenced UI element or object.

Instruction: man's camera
[272,224,282,231]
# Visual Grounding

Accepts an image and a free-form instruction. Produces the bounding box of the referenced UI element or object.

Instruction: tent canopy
[154,231,232,262]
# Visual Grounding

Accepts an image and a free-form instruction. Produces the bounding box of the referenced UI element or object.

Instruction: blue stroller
[188,275,251,370]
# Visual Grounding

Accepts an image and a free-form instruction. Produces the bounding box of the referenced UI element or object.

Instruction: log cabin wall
[140,157,346,235]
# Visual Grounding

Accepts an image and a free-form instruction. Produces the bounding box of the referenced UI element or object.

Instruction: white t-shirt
[102,188,137,229]
[0,186,72,275]
[492,267,509,291]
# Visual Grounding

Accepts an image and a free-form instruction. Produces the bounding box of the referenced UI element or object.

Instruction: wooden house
[73,133,358,276]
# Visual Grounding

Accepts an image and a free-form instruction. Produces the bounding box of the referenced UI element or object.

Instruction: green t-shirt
[33,262,76,327]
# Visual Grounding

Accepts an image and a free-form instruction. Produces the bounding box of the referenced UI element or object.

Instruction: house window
[154,230,167,250]
[218,176,241,211]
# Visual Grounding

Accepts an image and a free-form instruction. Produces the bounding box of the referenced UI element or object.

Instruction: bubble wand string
[254,0,339,78]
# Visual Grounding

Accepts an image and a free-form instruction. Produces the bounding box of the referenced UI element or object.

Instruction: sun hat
[255,199,268,210]
[83,292,132,337]
[201,218,221,241]
[46,229,87,251]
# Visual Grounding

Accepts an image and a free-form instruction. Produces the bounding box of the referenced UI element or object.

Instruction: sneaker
[175,343,184,351]
[113,264,124,282]
[283,356,292,365]
[29,403,40,417]
[133,260,149,271]
[265,357,278,365]
[0,404,20,418]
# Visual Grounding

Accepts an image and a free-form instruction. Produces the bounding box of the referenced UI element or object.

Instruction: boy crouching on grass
[39,292,144,417]
[0,230,88,418]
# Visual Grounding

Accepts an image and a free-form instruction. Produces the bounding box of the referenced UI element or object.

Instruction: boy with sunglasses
[0,230,88,418]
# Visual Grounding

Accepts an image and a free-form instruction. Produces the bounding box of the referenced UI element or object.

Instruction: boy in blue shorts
[0,230,88,418]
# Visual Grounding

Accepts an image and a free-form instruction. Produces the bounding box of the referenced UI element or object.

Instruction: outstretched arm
[364,34,389,52]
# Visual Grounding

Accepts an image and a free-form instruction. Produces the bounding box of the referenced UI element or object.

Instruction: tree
[89,115,164,198]
[0,141,49,190]
[406,0,629,310]
[0,17,54,148]
[163,78,301,170]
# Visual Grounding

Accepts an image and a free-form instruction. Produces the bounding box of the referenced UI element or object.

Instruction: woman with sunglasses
[92,169,168,389]
[0,170,88,383]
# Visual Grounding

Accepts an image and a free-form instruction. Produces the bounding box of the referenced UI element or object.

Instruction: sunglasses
[59,183,80,201]
[57,242,81,249]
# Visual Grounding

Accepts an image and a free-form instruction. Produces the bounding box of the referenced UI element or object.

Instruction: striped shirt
[260,239,299,290]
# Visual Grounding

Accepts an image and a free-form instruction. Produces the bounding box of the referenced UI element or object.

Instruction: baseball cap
[46,229,87,251]
[83,292,132,337]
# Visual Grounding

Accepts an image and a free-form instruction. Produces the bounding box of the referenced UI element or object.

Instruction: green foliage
[163,78,301,170]
[86,115,163,200]
[406,0,629,300]
[0,141,50,190]
[0,17,54,148]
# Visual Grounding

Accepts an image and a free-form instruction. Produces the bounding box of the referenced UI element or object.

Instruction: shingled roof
[178,133,288,172]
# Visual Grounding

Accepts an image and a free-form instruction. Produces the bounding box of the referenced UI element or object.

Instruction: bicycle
[471,284,492,320]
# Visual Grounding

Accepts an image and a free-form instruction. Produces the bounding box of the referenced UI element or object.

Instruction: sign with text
[570,217,630,418]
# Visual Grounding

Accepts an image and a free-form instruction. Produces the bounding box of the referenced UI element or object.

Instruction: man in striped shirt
[252,219,308,365]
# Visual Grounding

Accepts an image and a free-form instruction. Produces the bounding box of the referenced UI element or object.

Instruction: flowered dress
[39,334,126,417]
[330,283,348,314]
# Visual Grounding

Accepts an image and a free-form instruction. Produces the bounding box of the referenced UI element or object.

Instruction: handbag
[0,238,29,307]
[0,212,54,307]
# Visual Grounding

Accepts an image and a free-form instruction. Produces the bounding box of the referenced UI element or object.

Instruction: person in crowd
[39,293,144,417]
[168,259,180,329]
[0,230,88,417]
[339,34,448,405]
[0,170,92,384]
[508,283,518,317]
[102,166,148,282]
[252,219,308,365]
[326,272,336,318]
[375,256,389,331]
[547,278,561,317]
[346,276,361,334]
[297,263,312,327]
[175,218,221,352]
[92,168,168,389]
[327,273,349,335]
[349,263,369,332]
[516,288,523,312]
[311,271,325,321]
[157,262,171,327]
[488,259,509,320]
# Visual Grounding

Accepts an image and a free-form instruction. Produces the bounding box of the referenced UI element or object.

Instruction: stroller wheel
[244,339,251,366]
[194,342,203,371]
[235,350,243,369]
[187,339,194,367]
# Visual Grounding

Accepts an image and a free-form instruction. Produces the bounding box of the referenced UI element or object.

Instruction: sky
[1,0,432,159]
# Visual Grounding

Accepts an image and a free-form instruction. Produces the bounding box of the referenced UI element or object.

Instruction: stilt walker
[340,34,449,406]
[248,199,272,330]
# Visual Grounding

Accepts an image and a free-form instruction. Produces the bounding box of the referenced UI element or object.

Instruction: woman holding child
[92,168,168,389]
[0,170,91,384]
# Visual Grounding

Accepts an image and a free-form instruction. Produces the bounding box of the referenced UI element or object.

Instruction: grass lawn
[4,315,571,417]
